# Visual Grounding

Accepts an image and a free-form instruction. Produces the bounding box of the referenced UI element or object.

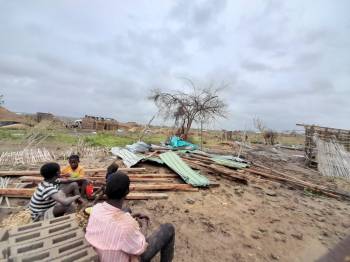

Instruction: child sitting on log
[29,162,82,221]
[61,154,88,198]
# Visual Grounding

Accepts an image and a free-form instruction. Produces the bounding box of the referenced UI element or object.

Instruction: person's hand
[75,196,85,205]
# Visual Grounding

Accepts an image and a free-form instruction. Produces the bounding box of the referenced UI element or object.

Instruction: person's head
[106,162,119,175]
[68,154,80,170]
[40,162,60,181]
[105,171,130,200]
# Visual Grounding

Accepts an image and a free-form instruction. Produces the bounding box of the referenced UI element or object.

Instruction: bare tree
[253,117,277,145]
[149,80,227,139]
[253,117,266,133]
[0,95,4,105]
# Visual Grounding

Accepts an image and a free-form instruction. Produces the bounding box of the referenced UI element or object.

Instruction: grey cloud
[241,60,273,72]
[1,0,350,130]
[170,0,227,26]
[294,52,323,67]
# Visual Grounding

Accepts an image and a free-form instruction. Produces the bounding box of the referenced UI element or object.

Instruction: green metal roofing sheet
[210,157,249,169]
[159,151,209,187]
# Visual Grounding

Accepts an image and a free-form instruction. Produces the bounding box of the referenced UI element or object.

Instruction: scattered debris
[186,198,195,204]
[168,136,198,150]
[265,189,277,196]
[291,232,303,240]
[111,147,143,167]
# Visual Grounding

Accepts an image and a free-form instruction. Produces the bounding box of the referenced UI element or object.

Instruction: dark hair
[105,171,130,200]
[40,162,60,180]
[68,154,80,162]
[106,162,119,180]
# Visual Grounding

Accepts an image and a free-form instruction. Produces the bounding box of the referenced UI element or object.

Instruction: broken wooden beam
[0,188,168,200]
[182,157,248,185]
[0,167,147,177]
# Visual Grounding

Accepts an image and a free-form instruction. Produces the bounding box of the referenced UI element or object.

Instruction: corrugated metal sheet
[211,157,249,169]
[143,156,164,165]
[111,147,143,168]
[160,151,209,187]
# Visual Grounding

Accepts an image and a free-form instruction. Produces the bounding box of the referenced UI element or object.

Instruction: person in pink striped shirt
[85,171,175,262]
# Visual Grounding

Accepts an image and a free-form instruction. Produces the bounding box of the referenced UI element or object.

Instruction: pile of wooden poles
[0,167,204,201]
[177,152,350,201]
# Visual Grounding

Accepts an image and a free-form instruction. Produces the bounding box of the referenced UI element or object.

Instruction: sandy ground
[1,146,350,262]
[127,148,350,262]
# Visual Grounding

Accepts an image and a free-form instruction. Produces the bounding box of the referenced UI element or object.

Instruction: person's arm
[121,227,148,256]
[51,191,80,206]
[58,178,85,184]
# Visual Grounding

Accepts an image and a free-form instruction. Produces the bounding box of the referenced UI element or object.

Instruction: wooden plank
[0,188,169,200]
[0,188,34,197]
[19,174,179,183]
[125,193,168,200]
[89,173,178,179]
[0,167,147,177]
[0,183,197,197]
[129,184,198,192]
[90,177,177,183]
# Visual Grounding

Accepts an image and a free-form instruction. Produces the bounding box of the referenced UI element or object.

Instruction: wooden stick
[0,167,147,177]
[0,188,168,200]
[246,168,344,199]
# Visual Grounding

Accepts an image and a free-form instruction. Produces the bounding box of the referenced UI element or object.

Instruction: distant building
[81,115,119,131]
[36,112,54,122]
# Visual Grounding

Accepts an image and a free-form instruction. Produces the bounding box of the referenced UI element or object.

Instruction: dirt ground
[1,145,350,262]
[127,148,350,262]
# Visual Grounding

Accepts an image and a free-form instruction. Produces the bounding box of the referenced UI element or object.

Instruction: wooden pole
[246,168,347,200]
[0,167,147,177]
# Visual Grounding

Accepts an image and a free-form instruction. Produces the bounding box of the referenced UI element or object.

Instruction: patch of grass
[143,134,167,145]
[48,132,79,145]
[303,188,322,198]
[0,129,25,140]
[84,133,136,147]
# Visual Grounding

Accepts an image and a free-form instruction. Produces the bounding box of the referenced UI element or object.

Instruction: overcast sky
[1,0,349,131]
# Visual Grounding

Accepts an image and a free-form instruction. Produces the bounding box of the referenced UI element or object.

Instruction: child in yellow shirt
[61,154,88,198]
